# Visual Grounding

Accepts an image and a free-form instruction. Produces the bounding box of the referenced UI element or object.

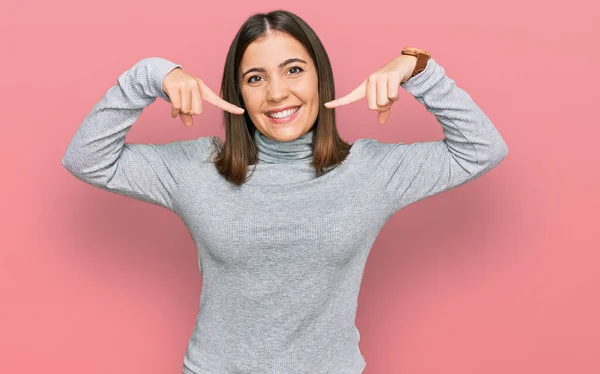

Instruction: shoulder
[351,138,406,163]
[158,135,221,164]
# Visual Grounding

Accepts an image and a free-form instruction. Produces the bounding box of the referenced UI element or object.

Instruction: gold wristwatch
[401,47,431,78]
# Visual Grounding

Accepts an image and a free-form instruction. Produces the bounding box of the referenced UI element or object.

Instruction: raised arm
[61,57,197,212]
[361,58,509,215]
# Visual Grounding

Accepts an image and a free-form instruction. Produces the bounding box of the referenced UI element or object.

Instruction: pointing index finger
[198,79,245,114]
[324,79,367,109]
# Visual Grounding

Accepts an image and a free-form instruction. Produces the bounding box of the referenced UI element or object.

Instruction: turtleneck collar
[253,128,314,164]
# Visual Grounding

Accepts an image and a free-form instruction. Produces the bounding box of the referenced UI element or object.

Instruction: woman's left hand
[324,55,417,125]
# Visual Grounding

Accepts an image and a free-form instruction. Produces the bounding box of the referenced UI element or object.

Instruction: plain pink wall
[2,0,598,373]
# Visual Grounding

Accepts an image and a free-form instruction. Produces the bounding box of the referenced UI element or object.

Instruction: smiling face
[239,31,319,142]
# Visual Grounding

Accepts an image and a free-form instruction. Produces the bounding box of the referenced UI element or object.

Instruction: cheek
[301,78,319,103]
[241,90,261,112]
[293,83,318,104]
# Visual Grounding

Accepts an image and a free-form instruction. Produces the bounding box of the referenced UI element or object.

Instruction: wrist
[401,55,418,83]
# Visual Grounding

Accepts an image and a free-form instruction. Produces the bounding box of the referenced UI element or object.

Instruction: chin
[267,127,304,142]
[255,124,296,140]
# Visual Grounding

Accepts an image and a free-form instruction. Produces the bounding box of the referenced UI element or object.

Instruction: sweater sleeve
[61,57,195,212]
[360,58,509,215]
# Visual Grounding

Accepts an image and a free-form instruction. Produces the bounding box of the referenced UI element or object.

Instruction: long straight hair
[210,10,352,186]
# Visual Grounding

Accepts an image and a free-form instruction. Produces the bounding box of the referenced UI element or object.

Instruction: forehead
[241,32,311,67]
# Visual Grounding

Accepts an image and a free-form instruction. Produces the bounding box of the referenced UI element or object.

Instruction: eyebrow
[241,58,308,78]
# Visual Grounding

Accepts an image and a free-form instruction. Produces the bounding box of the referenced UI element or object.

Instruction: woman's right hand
[162,67,245,127]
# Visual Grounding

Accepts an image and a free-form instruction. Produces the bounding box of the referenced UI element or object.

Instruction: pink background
[2,0,598,373]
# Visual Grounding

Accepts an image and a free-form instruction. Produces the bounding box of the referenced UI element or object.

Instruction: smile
[264,106,302,124]
[266,106,301,118]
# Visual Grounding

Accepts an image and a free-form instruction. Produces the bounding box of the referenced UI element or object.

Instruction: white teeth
[267,106,300,119]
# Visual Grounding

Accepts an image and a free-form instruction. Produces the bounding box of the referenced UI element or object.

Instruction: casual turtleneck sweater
[253,127,314,164]
[61,56,508,373]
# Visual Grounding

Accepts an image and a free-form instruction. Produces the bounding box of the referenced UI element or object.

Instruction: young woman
[62,9,508,374]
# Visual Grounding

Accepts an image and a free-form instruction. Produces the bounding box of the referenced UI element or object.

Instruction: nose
[266,76,290,103]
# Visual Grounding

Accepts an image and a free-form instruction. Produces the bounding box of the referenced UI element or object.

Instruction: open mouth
[264,106,302,123]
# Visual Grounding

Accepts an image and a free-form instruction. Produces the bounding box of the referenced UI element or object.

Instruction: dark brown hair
[210,9,352,186]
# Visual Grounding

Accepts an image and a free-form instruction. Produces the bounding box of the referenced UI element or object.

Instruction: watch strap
[401,47,431,78]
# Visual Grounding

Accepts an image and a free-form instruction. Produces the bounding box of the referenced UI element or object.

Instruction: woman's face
[239,31,319,142]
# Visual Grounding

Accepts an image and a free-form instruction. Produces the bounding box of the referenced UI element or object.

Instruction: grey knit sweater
[61,56,508,373]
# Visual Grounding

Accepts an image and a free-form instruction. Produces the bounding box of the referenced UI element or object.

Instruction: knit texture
[62,56,508,373]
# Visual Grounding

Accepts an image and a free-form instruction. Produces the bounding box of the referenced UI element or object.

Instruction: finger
[171,87,183,118]
[378,108,392,125]
[182,87,193,115]
[324,79,367,108]
[387,74,402,102]
[181,89,193,127]
[367,76,377,111]
[191,82,203,115]
[198,79,244,114]
[377,75,390,107]
[180,112,193,127]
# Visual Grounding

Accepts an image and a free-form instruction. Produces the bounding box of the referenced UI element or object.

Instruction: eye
[246,66,304,84]
[289,66,304,75]
[247,75,261,84]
